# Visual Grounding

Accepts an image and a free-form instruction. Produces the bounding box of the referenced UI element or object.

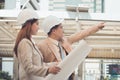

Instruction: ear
[52,28,56,33]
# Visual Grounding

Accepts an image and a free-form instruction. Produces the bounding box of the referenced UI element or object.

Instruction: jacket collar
[46,38,62,62]
[48,37,59,46]
[31,39,44,60]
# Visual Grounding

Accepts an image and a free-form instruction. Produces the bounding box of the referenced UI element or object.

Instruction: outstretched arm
[67,22,105,44]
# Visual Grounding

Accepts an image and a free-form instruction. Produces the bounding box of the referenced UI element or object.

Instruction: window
[0,0,5,9]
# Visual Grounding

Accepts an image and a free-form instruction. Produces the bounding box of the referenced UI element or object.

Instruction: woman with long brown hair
[13,9,60,80]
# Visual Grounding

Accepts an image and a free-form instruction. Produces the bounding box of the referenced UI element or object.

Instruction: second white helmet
[17,9,39,25]
[42,15,64,34]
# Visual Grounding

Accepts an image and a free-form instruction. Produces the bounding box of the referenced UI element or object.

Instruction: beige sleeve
[67,25,99,44]
[43,62,58,67]
[13,54,19,80]
[18,39,48,77]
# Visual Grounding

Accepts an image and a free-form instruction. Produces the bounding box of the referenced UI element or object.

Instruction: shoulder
[19,38,32,47]
[36,39,48,50]
[37,38,48,46]
[20,38,31,43]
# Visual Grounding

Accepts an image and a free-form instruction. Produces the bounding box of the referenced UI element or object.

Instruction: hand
[97,22,105,30]
[48,66,61,74]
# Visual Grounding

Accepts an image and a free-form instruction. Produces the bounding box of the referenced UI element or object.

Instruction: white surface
[105,0,120,13]
[0,10,120,21]
[45,40,92,80]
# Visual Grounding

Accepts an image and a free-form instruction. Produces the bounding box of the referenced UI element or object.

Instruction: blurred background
[0,0,120,80]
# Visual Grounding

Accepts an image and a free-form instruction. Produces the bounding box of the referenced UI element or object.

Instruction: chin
[58,38,62,41]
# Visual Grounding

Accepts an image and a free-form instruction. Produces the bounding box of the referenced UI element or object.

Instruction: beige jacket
[37,25,100,62]
[16,38,49,80]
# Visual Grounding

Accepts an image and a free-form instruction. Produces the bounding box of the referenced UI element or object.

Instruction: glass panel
[0,0,5,9]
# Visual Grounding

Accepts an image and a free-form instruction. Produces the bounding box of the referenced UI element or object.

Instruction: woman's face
[31,20,39,35]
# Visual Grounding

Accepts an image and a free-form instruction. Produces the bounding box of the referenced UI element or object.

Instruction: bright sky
[105,0,120,13]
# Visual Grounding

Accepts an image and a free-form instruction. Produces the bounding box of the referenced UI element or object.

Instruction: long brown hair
[14,19,38,57]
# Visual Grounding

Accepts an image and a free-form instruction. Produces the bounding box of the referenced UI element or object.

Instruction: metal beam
[0,25,15,39]
[66,5,89,12]
[30,0,40,10]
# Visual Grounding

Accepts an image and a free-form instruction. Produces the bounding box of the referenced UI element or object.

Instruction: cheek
[60,29,63,34]
[34,25,39,31]
[31,26,38,34]
[58,29,63,36]
[55,28,63,37]
[35,26,39,31]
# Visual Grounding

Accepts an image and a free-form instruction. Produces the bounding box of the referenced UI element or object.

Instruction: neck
[48,35,59,41]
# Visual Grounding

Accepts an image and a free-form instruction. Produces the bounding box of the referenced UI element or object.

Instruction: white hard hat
[17,9,39,25]
[42,15,64,34]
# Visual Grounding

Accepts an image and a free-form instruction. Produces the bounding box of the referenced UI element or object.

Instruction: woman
[13,9,60,80]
